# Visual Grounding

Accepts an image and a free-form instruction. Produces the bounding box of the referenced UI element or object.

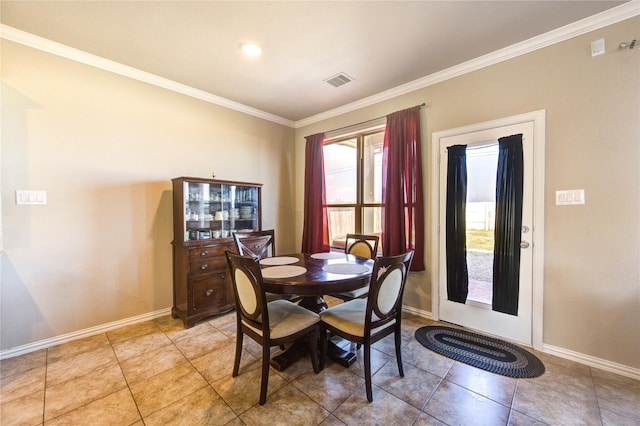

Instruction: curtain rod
[322,103,426,136]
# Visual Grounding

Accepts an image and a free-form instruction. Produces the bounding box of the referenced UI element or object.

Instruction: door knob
[520,241,530,249]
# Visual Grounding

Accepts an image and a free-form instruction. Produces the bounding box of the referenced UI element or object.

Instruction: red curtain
[381,106,425,271]
[301,133,330,253]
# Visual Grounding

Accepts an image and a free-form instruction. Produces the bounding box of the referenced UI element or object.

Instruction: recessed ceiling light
[240,43,262,57]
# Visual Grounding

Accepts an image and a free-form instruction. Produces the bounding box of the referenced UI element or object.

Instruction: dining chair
[331,233,380,301]
[233,229,276,260]
[225,251,321,405]
[319,250,414,402]
[345,233,379,259]
[233,229,301,303]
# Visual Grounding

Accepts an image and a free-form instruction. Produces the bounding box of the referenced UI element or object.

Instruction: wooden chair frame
[232,229,301,303]
[344,233,379,259]
[332,233,380,301]
[232,229,275,260]
[226,251,320,405]
[320,250,414,402]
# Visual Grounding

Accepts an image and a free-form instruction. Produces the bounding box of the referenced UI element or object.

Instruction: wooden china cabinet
[171,177,262,328]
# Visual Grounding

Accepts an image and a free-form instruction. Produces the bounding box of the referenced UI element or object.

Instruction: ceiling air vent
[325,73,353,88]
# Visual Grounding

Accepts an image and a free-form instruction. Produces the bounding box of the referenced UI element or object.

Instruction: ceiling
[1,1,631,125]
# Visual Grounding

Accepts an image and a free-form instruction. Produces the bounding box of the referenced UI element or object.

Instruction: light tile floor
[2,298,639,425]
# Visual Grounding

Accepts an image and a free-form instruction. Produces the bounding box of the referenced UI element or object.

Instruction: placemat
[322,263,369,275]
[259,256,300,266]
[311,252,345,260]
[261,265,307,279]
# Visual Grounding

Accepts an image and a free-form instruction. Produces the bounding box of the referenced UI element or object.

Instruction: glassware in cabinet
[173,177,262,242]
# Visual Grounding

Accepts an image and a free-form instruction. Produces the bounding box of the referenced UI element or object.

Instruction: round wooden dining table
[259,252,374,371]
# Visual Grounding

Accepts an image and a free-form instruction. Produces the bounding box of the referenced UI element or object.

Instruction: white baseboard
[3,306,639,382]
[542,343,640,381]
[402,304,433,320]
[401,305,639,381]
[0,307,172,360]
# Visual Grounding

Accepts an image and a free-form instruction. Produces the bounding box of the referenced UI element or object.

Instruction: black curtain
[446,145,468,303]
[492,134,524,315]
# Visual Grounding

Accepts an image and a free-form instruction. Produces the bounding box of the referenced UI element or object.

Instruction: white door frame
[430,110,545,350]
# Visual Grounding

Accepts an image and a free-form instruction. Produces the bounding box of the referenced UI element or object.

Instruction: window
[323,130,384,252]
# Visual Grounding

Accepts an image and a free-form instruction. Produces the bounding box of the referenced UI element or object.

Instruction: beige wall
[2,17,638,372]
[1,40,295,350]
[295,17,640,369]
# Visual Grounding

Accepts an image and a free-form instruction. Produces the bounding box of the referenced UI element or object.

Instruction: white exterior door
[432,111,545,348]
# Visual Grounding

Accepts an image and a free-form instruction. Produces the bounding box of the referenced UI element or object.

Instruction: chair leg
[259,344,270,405]
[309,327,320,373]
[395,329,404,377]
[364,343,373,402]
[319,326,328,371]
[233,330,243,377]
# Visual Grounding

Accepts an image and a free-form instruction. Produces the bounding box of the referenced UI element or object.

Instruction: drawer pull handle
[200,251,208,257]
[253,244,260,249]
[205,289,214,297]
[200,264,209,271]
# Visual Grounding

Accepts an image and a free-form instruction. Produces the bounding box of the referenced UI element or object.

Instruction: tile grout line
[109,336,146,424]
[588,366,606,426]
[42,347,49,425]
[166,320,246,421]
[416,359,453,424]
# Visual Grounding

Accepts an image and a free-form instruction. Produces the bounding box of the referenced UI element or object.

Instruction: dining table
[259,252,374,371]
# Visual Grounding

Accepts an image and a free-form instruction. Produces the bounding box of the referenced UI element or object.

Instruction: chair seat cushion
[320,299,394,337]
[265,292,300,302]
[335,285,369,299]
[244,299,319,339]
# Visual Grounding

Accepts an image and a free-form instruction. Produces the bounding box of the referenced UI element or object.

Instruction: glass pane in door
[465,143,498,305]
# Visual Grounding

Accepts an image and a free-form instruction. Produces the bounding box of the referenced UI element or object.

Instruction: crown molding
[294,1,640,128]
[2,1,637,130]
[0,24,295,128]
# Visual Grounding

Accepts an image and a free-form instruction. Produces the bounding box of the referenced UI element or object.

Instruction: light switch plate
[591,38,605,56]
[16,190,47,205]
[556,189,585,205]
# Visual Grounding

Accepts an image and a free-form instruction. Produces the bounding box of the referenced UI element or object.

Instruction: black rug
[415,326,545,378]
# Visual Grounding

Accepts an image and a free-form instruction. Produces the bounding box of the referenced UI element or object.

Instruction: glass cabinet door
[182,180,259,241]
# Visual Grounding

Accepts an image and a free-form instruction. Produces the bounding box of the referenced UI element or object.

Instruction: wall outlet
[16,190,47,205]
[556,189,585,205]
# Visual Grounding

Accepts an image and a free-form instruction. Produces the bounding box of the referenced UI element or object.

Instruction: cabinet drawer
[189,244,230,261]
[191,274,226,312]
[189,258,227,275]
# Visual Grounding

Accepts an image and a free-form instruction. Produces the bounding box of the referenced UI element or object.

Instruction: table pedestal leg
[269,341,307,371]
[298,295,327,312]
[325,340,358,368]
[270,296,357,371]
